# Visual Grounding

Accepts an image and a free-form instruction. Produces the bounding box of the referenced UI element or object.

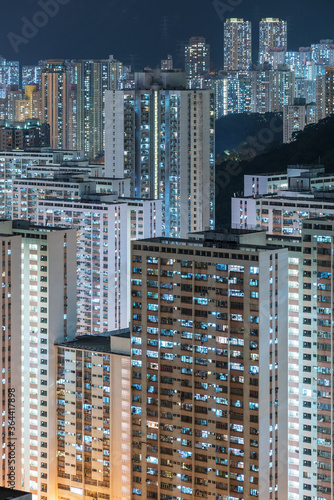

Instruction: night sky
[0,0,333,69]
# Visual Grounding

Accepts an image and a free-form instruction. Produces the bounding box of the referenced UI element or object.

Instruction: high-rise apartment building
[76,57,125,160]
[202,73,228,118]
[226,71,252,114]
[259,18,287,65]
[232,170,334,496]
[56,330,131,500]
[0,220,77,499]
[315,73,326,120]
[283,99,316,143]
[41,60,68,149]
[270,65,295,112]
[15,95,29,122]
[161,55,173,71]
[0,229,22,490]
[224,19,252,71]
[20,222,77,500]
[12,173,130,221]
[324,66,334,115]
[284,51,302,69]
[267,48,286,70]
[37,195,161,334]
[0,58,20,95]
[29,88,43,121]
[294,77,317,106]
[0,149,87,219]
[311,40,334,65]
[67,83,77,150]
[242,172,288,198]
[8,170,160,335]
[283,217,334,499]
[22,65,42,89]
[213,67,294,115]
[0,488,32,499]
[0,121,50,152]
[185,37,210,89]
[265,217,334,499]
[23,84,39,119]
[105,72,215,238]
[233,191,334,234]
[6,89,24,122]
[130,231,289,500]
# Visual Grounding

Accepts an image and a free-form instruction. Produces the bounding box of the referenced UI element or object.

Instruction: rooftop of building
[136,228,283,253]
[0,488,32,499]
[55,329,130,355]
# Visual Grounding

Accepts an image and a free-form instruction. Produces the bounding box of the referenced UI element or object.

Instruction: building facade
[105,80,215,238]
[266,218,334,499]
[324,66,334,116]
[283,101,317,143]
[232,166,334,234]
[36,195,162,334]
[0,58,19,96]
[41,60,68,149]
[130,231,289,500]
[311,40,334,66]
[0,149,87,220]
[22,65,42,89]
[0,230,22,490]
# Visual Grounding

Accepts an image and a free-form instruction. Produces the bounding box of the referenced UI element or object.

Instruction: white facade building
[56,331,131,500]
